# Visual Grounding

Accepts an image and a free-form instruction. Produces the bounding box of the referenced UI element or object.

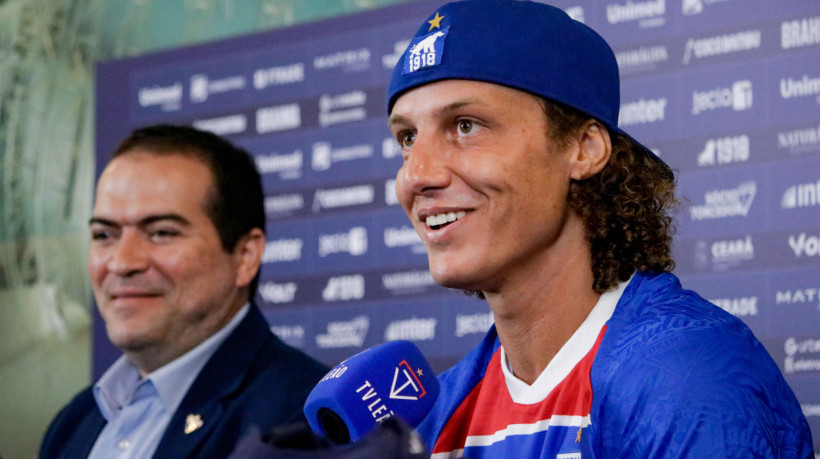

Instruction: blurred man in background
[40,124,328,458]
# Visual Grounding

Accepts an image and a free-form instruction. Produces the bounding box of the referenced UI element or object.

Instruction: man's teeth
[426,211,467,228]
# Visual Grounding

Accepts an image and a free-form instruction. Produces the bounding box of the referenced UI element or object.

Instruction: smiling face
[390,80,590,296]
[88,151,256,373]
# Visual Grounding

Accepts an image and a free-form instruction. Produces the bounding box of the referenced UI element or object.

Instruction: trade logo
[689,181,756,221]
[316,315,370,348]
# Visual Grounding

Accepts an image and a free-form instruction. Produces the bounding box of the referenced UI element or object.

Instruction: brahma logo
[781,180,820,209]
[697,135,749,167]
[256,103,301,134]
[316,315,369,348]
[781,15,820,49]
[692,80,752,115]
[689,181,756,220]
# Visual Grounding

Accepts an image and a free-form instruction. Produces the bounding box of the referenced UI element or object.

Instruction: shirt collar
[93,303,250,420]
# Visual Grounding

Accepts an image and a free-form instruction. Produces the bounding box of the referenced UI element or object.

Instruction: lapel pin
[185,414,204,434]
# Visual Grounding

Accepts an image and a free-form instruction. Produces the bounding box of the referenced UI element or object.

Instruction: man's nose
[396,134,451,199]
[107,230,149,276]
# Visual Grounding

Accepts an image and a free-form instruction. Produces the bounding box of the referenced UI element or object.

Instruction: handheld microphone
[303,340,439,444]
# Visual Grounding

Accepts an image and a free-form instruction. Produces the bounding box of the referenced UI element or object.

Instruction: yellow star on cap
[428,12,444,31]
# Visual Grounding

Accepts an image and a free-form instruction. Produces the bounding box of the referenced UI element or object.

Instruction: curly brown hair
[541,97,679,292]
[464,97,678,299]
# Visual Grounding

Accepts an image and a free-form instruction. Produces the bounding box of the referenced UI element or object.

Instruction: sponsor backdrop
[95,0,820,445]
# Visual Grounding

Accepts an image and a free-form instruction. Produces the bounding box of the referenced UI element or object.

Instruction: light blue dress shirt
[89,304,250,459]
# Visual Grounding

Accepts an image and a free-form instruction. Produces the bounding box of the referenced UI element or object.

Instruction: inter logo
[404,27,449,74]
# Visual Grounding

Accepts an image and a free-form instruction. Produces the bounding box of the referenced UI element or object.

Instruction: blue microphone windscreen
[303,340,439,443]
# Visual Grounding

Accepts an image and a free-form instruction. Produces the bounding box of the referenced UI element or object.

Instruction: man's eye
[150,229,179,240]
[457,119,478,136]
[398,131,416,148]
[91,230,111,241]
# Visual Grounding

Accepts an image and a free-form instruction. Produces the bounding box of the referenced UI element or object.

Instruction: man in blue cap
[387,1,813,457]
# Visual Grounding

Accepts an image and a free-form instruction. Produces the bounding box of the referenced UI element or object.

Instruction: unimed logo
[606,0,665,26]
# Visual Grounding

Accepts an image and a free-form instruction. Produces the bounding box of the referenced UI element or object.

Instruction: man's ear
[234,228,266,288]
[569,120,612,181]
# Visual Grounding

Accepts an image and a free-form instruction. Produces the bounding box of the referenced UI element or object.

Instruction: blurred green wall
[0,1,416,457]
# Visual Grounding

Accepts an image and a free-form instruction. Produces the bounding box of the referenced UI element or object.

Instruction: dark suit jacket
[39,304,329,458]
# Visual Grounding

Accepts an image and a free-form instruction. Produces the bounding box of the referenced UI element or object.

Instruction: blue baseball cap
[387,0,670,170]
